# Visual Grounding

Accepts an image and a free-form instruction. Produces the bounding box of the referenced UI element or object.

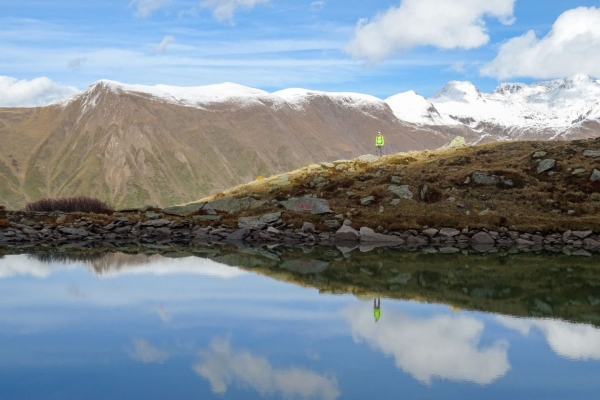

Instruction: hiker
[374,298,381,322]
[376,132,384,156]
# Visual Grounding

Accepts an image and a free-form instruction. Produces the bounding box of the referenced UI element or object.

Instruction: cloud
[194,337,340,400]
[154,305,172,323]
[67,57,87,70]
[0,255,77,279]
[310,1,325,12]
[481,7,600,80]
[200,0,271,22]
[129,338,169,363]
[156,35,175,53]
[498,316,600,361]
[0,76,79,107]
[344,303,510,385]
[130,0,171,18]
[346,0,516,64]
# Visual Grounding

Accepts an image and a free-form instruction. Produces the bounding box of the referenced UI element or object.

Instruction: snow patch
[385,91,460,126]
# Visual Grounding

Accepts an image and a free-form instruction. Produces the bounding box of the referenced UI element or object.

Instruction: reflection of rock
[344,304,509,385]
[280,259,329,275]
[194,337,340,400]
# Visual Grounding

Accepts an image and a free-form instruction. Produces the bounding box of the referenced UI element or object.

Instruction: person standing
[376,132,385,156]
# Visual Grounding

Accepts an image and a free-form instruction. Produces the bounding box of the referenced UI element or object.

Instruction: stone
[343,220,352,226]
[440,247,461,254]
[448,136,467,148]
[280,260,329,274]
[447,197,456,203]
[335,225,360,242]
[515,238,535,246]
[533,151,547,158]
[439,228,461,237]
[141,219,172,227]
[591,169,600,182]
[238,212,282,229]
[302,222,316,232]
[359,227,403,243]
[387,185,413,199]
[226,229,250,241]
[279,197,332,214]
[464,177,471,184]
[361,196,375,206]
[335,164,347,171]
[388,273,412,284]
[321,162,335,168]
[572,168,586,175]
[583,150,600,158]
[205,197,267,214]
[193,215,222,222]
[423,228,439,238]
[472,171,499,185]
[478,209,490,216]
[310,177,328,188]
[535,299,553,313]
[391,176,402,184]
[419,185,429,201]
[267,227,281,234]
[347,168,356,173]
[584,238,600,247]
[269,175,291,187]
[55,215,67,224]
[357,154,379,163]
[470,231,495,245]
[58,227,90,237]
[572,230,593,239]
[390,199,401,206]
[145,211,160,220]
[572,249,592,257]
[537,159,556,174]
[162,202,206,217]
[324,220,341,230]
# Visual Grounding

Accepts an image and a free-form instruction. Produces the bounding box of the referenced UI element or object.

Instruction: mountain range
[0,74,599,209]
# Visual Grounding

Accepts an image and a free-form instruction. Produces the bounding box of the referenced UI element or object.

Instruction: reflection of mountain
[498,316,600,361]
[5,244,600,326]
[194,337,340,400]
[344,303,509,385]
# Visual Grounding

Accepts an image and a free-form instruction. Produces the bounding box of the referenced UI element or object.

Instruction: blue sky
[1,0,600,103]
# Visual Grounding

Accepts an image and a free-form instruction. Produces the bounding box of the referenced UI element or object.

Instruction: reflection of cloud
[193,337,340,400]
[0,255,76,279]
[67,285,85,298]
[344,304,510,385]
[154,305,172,323]
[498,316,600,361]
[129,338,169,364]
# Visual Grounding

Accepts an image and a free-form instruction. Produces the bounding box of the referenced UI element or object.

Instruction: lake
[0,245,599,399]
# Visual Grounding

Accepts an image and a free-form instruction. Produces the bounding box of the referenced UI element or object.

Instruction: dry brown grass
[26,197,113,214]
[0,219,9,229]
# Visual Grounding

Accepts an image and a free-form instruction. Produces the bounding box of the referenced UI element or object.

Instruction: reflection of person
[374,298,381,322]
[375,132,385,156]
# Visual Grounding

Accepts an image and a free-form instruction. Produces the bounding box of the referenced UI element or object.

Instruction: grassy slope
[193,138,600,233]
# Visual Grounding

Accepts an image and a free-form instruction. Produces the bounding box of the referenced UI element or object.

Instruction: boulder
[357,154,379,163]
[335,225,360,242]
[141,219,172,227]
[162,202,206,217]
[387,185,413,199]
[533,151,547,158]
[472,171,499,185]
[537,159,556,174]
[572,230,593,239]
[279,197,332,214]
[359,227,403,243]
[391,176,402,184]
[361,196,375,206]
[205,197,267,214]
[583,150,600,158]
[470,231,495,245]
[590,169,600,182]
[439,228,461,237]
[226,229,250,241]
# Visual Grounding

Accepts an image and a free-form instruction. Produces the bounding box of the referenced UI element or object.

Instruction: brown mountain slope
[0,82,461,209]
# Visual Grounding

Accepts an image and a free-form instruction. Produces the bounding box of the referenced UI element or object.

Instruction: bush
[0,219,9,228]
[25,197,113,214]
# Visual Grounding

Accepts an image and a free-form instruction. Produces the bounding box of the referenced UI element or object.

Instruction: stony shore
[1,208,600,256]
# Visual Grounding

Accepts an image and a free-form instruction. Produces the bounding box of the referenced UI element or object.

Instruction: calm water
[1,247,600,399]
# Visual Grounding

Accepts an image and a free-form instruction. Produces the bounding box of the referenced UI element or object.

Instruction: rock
[145,211,160,220]
[361,196,375,206]
[141,219,171,227]
[347,168,356,173]
[55,215,67,224]
[515,238,535,246]
[387,185,413,199]
[226,229,250,241]
[572,249,592,257]
[205,197,267,214]
[572,168,586,175]
[280,260,329,274]
[440,247,461,254]
[335,225,360,242]
[390,199,401,206]
[419,185,429,201]
[238,212,282,229]
[163,202,206,217]
[583,150,600,158]
[447,197,456,203]
[391,176,402,184]
[302,222,316,232]
[269,175,291,187]
[324,220,341,230]
[279,197,332,214]
[360,268,374,276]
[537,159,556,174]
[388,273,412,284]
[448,136,467,148]
[193,215,222,222]
[584,238,600,247]
[533,151,547,158]
[343,220,352,226]
[310,177,328,188]
[335,164,347,171]
[423,228,439,238]
[58,227,90,237]
[588,296,600,307]
[590,169,600,182]
[563,230,572,242]
[535,299,553,313]
[357,154,379,163]
[572,230,592,239]
[478,209,490,216]
[439,228,461,237]
[470,231,495,245]
[321,162,335,168]
[266,227,280,234]
[464,177,471,184]
[472,171,499,185]
[359,227,403,243]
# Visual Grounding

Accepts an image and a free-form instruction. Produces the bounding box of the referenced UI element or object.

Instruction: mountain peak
[429,81,482,103]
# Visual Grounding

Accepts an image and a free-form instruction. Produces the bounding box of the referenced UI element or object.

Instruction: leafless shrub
[25,197,113,214]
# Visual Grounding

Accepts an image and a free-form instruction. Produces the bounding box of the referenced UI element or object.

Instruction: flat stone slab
[359,227,403,243]
[162,202,206,217]
[205,197,267,214]
[387,185,413,199]
[583,150,600,158]
[439,228,461,237]
[537,159,556,174]
[279,197,332,214]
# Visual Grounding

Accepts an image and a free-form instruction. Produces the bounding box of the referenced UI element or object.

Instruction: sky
[2,0,600,106]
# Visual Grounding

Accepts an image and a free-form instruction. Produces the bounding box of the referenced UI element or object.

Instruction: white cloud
[156,35,175,53]
[481,7,600,80]
[0,76,79,107]
[130,0,171,18]
[129,338,169,363]
[344,303,510,385]
[67,57,87,70]
[310,1,325,12]
[194,337,340,400]
[200,0,271,22]
[346,0,516,64]
[498,316,600,361]
[0,255,77,279]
